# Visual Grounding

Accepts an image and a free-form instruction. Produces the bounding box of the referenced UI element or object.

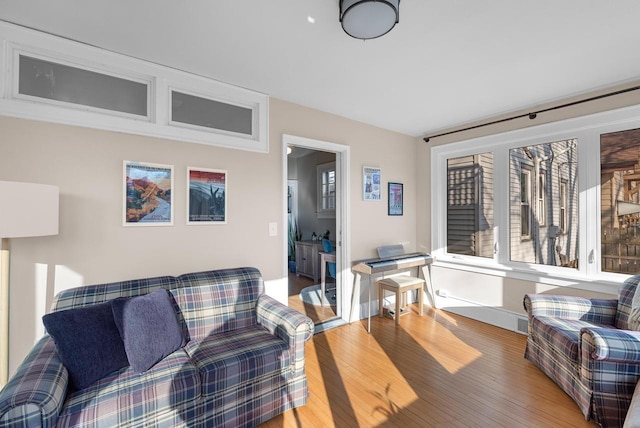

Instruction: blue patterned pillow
[111,289,185,372]
[42,302,129,391]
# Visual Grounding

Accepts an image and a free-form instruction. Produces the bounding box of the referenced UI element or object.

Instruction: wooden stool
[377,276,425,325]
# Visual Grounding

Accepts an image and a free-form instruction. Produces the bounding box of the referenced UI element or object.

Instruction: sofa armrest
[0,336,68,428]
[256,294,314,375]
[581,327,640,363]
[524,294,618,324]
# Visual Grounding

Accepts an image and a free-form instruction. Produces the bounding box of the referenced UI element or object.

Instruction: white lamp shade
[340,0,400,40]
[0,181,59,238]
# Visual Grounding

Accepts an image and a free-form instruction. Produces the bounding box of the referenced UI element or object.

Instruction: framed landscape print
[187,167,227,224]
[363,166,381,201]
[123,161,174,226]
[388,182,403,216]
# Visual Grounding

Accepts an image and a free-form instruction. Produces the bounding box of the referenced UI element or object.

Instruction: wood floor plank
[260,306,598,427]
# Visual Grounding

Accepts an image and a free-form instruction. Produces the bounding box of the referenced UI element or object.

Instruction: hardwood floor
[261,305,598,427]
[287,272,338,325]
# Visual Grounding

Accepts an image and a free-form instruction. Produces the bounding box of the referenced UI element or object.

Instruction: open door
[283,134,350,327]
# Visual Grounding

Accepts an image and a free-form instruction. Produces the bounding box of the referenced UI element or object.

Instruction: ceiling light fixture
[339,0,400,40]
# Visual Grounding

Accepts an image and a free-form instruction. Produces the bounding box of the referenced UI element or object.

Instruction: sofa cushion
[51,276,178,312]
[42,302,129,391]
[172,267,263,340]
[112,289,186,372]
[56,348,200,427]
[184,325,291,395]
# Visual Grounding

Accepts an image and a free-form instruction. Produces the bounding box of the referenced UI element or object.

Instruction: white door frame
[282,134,351,323]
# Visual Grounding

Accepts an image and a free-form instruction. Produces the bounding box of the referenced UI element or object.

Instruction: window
[170,90,254,137]
[429,104,640,290]
[446,153,494,258]
[317,162,336,218]
[1,22,269,153]
[601,127,640,274]
[18,54,149,118]
[510,140,578,266]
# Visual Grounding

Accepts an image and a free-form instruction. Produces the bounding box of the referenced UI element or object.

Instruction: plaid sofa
[524,275,640,427]
[0,267,314,427]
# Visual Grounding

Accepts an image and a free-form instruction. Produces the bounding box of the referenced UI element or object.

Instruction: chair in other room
[322,238,336,303]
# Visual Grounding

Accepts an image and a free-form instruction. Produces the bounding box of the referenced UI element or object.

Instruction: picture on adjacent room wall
[363,166,381,201]
[123,161,174,226]
[388,182,403,216]
[187,167,227,224]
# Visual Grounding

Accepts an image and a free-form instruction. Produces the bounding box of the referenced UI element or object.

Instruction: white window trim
[431,103,640,295]
[0,21,269,153]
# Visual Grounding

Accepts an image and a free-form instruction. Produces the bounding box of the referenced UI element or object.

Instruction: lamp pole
[0,238,10,386]
[0,181,59,389]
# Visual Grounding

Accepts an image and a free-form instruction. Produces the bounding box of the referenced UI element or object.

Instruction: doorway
[282,134,350,329]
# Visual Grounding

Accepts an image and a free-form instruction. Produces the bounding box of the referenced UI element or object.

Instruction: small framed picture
[187,167,227,224]
[388,182,403,216]
[123,161,174,226]
[363,166,381,201]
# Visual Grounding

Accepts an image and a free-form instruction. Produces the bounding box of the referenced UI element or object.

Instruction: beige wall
[416,82,640,320]
[0,97,417,375]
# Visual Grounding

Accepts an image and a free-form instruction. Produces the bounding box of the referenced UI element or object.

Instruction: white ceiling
[1,1,640,137]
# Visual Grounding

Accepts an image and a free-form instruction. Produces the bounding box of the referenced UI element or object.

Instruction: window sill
[433,256,622,296]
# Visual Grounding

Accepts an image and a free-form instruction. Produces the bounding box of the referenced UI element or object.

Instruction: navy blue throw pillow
[111,289,185,373]
[42,302,129,391]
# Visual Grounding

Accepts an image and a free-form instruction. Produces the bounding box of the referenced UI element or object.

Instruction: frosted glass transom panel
[171,91,253,136]
[18,55,148,117]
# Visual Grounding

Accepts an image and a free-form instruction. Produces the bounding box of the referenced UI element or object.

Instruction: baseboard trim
[352,293,528,335]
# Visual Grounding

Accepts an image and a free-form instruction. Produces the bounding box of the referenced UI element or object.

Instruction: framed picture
[363,166,381,201]
[388,182,403,216]
[187,167,227,224]
[123,161,174,226]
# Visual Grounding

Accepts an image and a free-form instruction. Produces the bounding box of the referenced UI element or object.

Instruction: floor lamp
[0,181,59,388]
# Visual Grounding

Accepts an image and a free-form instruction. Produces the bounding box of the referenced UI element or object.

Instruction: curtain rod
[422,84,640,143]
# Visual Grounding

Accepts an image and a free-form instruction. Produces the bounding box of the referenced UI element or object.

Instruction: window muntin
[600,127,640,274]
[446,153,494,258]
[510,140,578,267]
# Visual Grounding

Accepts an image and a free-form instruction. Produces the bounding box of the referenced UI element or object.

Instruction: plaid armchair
[524,275,640,427]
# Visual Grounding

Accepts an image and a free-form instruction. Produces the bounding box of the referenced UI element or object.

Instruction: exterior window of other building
[538,172,547,227]
[559,179,568,233]
[520,168,532,239]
